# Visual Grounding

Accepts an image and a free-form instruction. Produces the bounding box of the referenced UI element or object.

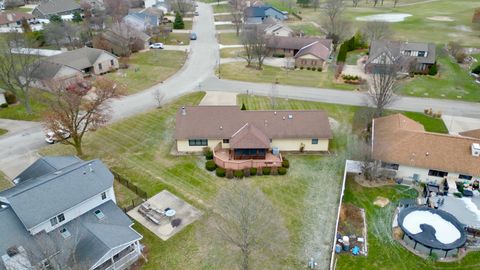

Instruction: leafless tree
[367,51,398,117]
[45,22,82,49]
[321,0,349,49]
[104,0,130,22]
[171,0,193,16]
[393,0,400,7]
[207,183,289,270]
[42,77,125,156]
[0,33,41,114]
[230,0,246,36]
[153,88,165,108]
[240,26,256,67]
[352,0,360,7]
[312,0,320,11]
[240,25,271,69]
[362,20,392,45]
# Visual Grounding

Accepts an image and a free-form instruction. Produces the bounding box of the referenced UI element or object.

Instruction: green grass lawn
[346,49,367,65]
[162,33,191,45]
[0,90,50,121]
[219,62,357,90]
[215,24,235,30]
[336,178,480,269]
[289,23,322,36]
[0,170,12,191]
[106,50,186,95]
[0,128,7,136]
[402,112,448,133]
[217,33,241,45]
[40,92,359,269]
[214,14,234,22]
[212,3,230,13]
[220,47,244,58]
[399,51,480,101]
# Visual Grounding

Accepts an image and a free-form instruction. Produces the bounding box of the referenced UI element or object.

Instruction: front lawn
[106,50,186,95]
[399,51,480,101]
[215,24,235,30]
[41,92,358,269]
[402,112,448,134]
[162,33,191,45]
[289,23,322,36]
[212,3,230,13]
[0,90,50,121]
[345,49,367,65]
[220,47,244,58]
[217,33,241,45]
[0,128,7,136]
[336,178,480,269]
[0,170,12,191]
[219,62,357,90]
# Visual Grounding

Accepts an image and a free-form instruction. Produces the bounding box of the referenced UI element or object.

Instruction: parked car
[45,129,71,144]
[194,11,199,16]
[190,33,197,40]
[149,43,164,49]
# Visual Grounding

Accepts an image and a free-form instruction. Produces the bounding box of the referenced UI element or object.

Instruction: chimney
[181,106,186,115]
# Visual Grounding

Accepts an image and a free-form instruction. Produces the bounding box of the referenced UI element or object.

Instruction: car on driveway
[149,43,164,49]
[190,33,197,40]
[45,129,71,144]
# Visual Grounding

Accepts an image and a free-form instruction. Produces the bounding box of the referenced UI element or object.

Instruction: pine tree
[72,11,83,23]
[50,15,63,23]
[241,103,246,110]
[173,12,185,30]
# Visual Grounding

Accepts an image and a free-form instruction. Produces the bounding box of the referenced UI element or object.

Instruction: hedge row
[206,158,291,178]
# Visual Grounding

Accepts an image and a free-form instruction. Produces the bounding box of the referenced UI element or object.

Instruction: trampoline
[398,206,467,258]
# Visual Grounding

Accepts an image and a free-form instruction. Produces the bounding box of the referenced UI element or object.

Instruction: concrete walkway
[442,115,480,135]
[199,91,237,105]
[162,45,190,52]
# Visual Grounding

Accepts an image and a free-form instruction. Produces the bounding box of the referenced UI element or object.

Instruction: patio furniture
[153,208,165,216]
[146,213,160,225]
[138,203,150,215]
[165,209,176,218]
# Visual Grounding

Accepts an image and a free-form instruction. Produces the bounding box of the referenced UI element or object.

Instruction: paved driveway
[442,115,480,134]
[199,91,237,105]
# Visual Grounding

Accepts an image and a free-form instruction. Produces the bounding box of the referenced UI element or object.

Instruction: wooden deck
[213,148,282,170]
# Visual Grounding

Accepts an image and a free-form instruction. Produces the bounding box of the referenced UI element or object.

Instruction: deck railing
[213,148,282,170]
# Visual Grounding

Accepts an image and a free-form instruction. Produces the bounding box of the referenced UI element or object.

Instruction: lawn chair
[138,203,150,216]
[146,213,160,225]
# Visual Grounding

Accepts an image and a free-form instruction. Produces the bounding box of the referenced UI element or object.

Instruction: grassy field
[336,178,480,269]
[214,14,234,21]
[106,50,186,95]
[402,112,448,133]
[40,92,360,269]
[217,32,241,45]
[0,90,50,121]
[219,47,244,58]
[289,23,322,36]
[400,51,480,101]
[162,33,191,45]
[219,62,357,90]
[0,128,7,136]
[212,3,230,13]
[215,24,235,30]
[0,170,12,191]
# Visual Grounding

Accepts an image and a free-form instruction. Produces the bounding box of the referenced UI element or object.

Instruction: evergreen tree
[241,103,246,110]
[173,12,185,29]
[50,15,63,23]
[72,11,83,23]
[428,63,438,76]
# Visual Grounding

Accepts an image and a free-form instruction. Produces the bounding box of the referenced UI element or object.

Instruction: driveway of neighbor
[199,91,237,105]
[442,115,480,135]
[342,64,368,79]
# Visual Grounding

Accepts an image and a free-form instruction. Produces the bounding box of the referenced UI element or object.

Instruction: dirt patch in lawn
[339,203,364,236]
[427,16,454,22]
[373,196,390,208]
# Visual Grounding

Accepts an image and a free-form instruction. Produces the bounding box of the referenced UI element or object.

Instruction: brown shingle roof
[459,129,480,139]
[230,123,271,149]
[294,41,331,61]
[373,114,480,177]
[267,36,332,51]
[174,106,332,141]
[0,12,34,25]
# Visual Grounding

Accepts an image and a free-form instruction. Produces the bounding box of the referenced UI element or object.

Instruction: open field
[219,62,357,90]
[40,92,358,269]
[0,128,7,136]
[219,47,244,58]
[336,177,480,269]
[217,32,241,45]
[0,170,11,191]
[106,50,186,95]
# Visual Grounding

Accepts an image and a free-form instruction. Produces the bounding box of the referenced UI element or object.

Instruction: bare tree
[393,0,400,7]
[43,77,125,156]
[104,0,130,22]
[207,183,289,270]
[152,88,165,108]
[240,26,256,67]
[312,0,320,11]
[362,20,392,45]
[0,33,41,114]
[230,0,246,36]
[367,51,398,117]
[241,25,270,69]
[321,0,349,49]
[171,0,193,16]
[352,0,360,7]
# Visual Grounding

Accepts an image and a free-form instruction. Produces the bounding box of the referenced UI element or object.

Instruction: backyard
[219,62,357,90]
[40,92,355,269]
[0,90,50,121]
[335,177,480,269]
[106,50,186,95]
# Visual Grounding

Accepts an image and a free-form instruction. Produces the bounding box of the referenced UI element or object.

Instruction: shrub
[317,68,322,72]
[241,103,246,110]
[250,167,257,176]
[306,67,311,70]
[278,167,287,175]
[472,65,480,75]
[226,169,234,179]
[243,168,250,177]
[234,170,244,178]
[203,147,213,160]
[294,66,297,69]
[454,51,467,63]
[4,91,16,104]
[272,53,285,58]
[428,63,438,76]
[173,12,185,29]
[454,192,463,198]
[216,167,226,177]
[205,160,216,171]
[262,167,271,175]
[0,103,7,108]
[336,43,348,63]
[300,66,304,70]
[282,159,290,168]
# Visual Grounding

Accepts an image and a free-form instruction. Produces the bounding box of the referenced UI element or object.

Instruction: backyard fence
[291,12,302,20]
[111,171,149,212]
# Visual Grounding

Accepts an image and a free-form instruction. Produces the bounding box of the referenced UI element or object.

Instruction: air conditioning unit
[472,143,480,157]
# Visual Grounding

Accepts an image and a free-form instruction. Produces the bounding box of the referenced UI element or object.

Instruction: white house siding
[394,164,479,184]
[271,138,329,151]
[92,53,119,75]
[176,139,223,152]
[30,187,115,234]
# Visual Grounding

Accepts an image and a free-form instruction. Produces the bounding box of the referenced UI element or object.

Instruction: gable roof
[0,158,114,230]
[294,40,331,60]
[367,40,436,65]
[34,0,81,16]
[0,12,34,25]
[267,36,332,51]
[125,12,159,27]
[175,106,332,141]
[230,123,271,149]
[372,114,480,177]
[110,22,151,42]
[14,156,82,184]
[264,23,293,34]
[244,5,287,18]
[44,47,117,71]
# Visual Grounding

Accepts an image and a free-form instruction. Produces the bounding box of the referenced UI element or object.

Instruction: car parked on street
[149,43,164,49]
[190,33,197,40]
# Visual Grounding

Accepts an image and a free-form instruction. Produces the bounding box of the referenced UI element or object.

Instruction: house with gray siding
[0,156,143,270]
[32,0,82,19]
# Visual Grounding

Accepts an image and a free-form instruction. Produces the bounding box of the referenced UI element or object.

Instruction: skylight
[60,228,71,239]
[94,209,105,220]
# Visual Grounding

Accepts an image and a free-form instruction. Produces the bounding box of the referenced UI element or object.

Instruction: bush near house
[4,91,17,104]
[282,159,290,168]
[250,167,257,175]
[205,160,216,171]
[233,170,244,178]
[203,147,213,160]
[472,65,480,75]
[428,63,438,76]
[215,167,226,177]
[173,12,185,29]
[262,167,271,175]
[278,167,287,175]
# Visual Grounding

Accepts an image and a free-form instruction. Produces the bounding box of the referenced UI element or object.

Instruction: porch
[213,147,283,170]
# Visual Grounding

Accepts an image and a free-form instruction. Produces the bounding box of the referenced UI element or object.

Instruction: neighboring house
[31,61,83,90]
[264,23,293,37]
[144,0,171,13]
[175,106,332,169]
[82,0,105,11]
[244,5,288,24]
[0,156,143,270]
[365,40,436,74]
[140,7,164,22]
[372,114,480,185]
[94,23,151,56]
[266,36,332,68]
[1,0,25,9]
[123,12,159,32]
[0,12,34,28]
[32,0,82,19]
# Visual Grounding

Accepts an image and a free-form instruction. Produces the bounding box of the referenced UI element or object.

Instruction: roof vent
[472,143,480,157]
[60,228,71,239]
[288,114,293,119]
[219,125,223,130]
[89,164,94,173]
[181,106,186,116]
[53,170,62,175]
[274,111,277,115]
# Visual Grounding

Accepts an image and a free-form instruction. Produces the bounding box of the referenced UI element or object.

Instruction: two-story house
[244,5,288,24]
[0,156,143,270]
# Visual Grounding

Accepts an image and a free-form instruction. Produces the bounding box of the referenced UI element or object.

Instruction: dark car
[190,33,197,40]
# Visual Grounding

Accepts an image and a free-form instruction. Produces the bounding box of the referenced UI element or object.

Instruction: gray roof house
[244,5,288,24]
[0,156,143,270]
[365,40,437,74]
[32,0,82,19]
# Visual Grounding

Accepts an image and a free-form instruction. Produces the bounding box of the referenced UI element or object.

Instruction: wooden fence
[111,171,148,212]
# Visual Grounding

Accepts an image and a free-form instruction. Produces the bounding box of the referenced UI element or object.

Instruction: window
[57,213,65,223]
[188,139,208,146]
[311,139,318,145]
[223,139,229,144]
[418,51,426,57]
[459,174,473,180]
[60,228,71,239]
[98,63,102,70]
[301,59,307,65]
[381,162,399,170]
[101,192,107,200]
[110,59,114,66]
[428,170,448,178]
[311,60,317,66]
[94,209,105,219]
[50,217,58,226]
